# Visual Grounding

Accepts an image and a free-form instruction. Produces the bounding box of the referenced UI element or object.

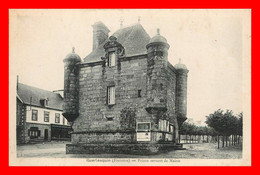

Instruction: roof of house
[17,83,63,110]
[84,23,151,63]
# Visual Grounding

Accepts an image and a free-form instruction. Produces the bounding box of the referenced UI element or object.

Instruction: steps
[28,138,45,144]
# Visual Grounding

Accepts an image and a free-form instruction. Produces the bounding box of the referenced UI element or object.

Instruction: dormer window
[45,99,48,106]
[103,36,125,68]
[40,98,49,107]
[108,52,116,67]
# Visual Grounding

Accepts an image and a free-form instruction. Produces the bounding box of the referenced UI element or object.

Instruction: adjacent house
[16,82,71,144]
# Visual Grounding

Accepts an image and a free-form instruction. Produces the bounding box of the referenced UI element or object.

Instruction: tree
[236,112,243,144]
[120,107,136,130]
[179,122,189,143]
[179,122,197,143]
[205,109,243,148]
[206,109,223,133]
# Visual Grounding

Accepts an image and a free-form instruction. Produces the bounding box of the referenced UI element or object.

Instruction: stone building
[63,21,188,154]
[16,82,71,144]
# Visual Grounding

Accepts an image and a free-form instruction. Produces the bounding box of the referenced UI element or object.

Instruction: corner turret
[146,29,170,114]
[62,47,81,122]
[175,58,189,127]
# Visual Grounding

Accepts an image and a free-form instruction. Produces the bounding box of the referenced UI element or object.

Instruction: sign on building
[136,122,151,142]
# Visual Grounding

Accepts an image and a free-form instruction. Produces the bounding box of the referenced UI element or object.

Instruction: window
[32,110,38,121]
[55,113,60,123]
[169,124,174,133]
[159,119,170,132]
[44,111,49,122]
[107,86,115,105]
[107,117,113,121]
[137,122,151,131]
[138,90,142,97]
[28,130,40,137]
[45,99,48,106]
[160,83,163,91]
[28,127,40,138]
[166,121,169,132]
[40,98,49,107]
[108,52,116,67]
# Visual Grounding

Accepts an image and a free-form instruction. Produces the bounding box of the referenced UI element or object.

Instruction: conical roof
[148,34,168,44]
[174,58,188,70]
[148,28,168,44]
[147,28,169,49]
[64,47,81,62]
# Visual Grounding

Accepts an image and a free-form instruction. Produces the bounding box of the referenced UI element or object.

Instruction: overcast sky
[9,9,250,125]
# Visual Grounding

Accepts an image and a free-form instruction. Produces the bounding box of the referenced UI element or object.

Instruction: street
[17,141,242,159]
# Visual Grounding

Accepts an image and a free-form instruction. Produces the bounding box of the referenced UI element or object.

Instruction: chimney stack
[17,75,19,90]
[92,22,110,51]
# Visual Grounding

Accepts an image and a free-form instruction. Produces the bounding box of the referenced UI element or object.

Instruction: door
[44,129,48,141]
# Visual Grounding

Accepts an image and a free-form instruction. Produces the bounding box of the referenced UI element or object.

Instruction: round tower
[175,59,189,127]
[146,29,170,113]
[62,47,81,122]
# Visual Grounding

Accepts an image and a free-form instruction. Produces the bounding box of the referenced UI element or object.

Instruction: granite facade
[62,22,188,153]
[69,54,181,144]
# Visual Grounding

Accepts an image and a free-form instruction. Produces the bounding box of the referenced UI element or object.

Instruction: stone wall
[71,131,136,144]
[175,69,188,126]
[74,56,148,134]
[16,98,26,144]
[63,56,81,122]
[73,55,179,144]
[166,64,179,139]
[146,52,168,110]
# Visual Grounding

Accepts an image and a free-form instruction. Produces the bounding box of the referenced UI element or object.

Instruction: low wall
[71,130,175,144]
[71,130,137,144]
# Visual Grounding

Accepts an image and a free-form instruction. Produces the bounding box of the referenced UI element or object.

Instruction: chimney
[92,22,110,51]
[53,89,64,98]
[17,75,19,90]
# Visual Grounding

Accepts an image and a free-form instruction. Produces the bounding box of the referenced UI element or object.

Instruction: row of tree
[179,123,215,143]
[179,109,243,149]
[205,109,243,148]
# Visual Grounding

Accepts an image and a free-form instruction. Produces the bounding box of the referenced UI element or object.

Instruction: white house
[16,82,71,144]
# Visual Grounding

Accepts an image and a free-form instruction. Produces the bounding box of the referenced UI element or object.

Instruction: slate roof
[84,23,151,63]
[17,83,63,110]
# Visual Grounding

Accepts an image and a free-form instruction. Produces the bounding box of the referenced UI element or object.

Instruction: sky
[9,9,251,126]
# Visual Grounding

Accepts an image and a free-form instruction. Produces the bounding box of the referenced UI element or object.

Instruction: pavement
[17,141,242,159]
